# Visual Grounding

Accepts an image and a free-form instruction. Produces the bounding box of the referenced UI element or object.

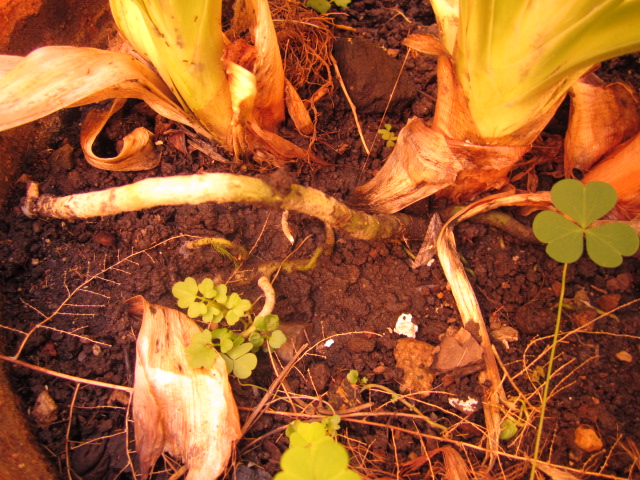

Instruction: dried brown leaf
[80,98,159,171]
[0,46,209,137]
[130,296,241,480]
[565,74,640,176]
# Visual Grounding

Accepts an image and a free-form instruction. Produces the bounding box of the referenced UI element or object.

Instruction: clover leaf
[221,341,257,379]
[276,421,361,480]
[185,330,217,369]
[533,180,639,267]
[172,277,199,308]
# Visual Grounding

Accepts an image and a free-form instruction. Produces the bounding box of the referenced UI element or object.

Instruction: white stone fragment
[394,313,418,338]
[448,396,480,414]
[324,339,335,348]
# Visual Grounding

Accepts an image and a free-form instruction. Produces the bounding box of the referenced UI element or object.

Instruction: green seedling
[275,419,361,480]
[173,277,286,379]
[346,369,368,386]
[499,397,529,441]
[529,179,639,479]
[305,0,351,15]
[377,123,398,148]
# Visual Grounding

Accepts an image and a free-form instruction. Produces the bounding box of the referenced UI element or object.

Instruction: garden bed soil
[1,1,640,479]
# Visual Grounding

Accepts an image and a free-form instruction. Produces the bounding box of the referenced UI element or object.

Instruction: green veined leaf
[254,314,280,331]
[227,341,254,360]
[214,284,228,303]
[532,210,584,263]
[172,277,199,307]
[313,437,350,478]
[267,330,287,349]
[305,0,331,14]
[198,278,216,298]
[190,329,213,346]
[185,341,217,369]
[551,179,617,228]
[232,352,257,379]
[333,0,351,7]
[187,301,208,319]
[585,222,640,268]
[289,422,328,447]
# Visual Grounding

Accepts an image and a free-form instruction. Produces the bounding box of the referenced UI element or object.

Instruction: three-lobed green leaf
[275,421,361,480]
[533,180,639,267]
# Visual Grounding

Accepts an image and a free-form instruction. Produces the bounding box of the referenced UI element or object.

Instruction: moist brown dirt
[1,1,640,479]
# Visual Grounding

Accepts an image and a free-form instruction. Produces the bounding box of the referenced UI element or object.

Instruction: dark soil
[1,1,639,480]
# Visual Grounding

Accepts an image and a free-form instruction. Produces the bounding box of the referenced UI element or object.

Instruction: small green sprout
[532,179,639,267]
[346,369,368,386]
[305,0,351,15]
[377,123,398,148]
[172,277,286,379]
[275,419,361,480]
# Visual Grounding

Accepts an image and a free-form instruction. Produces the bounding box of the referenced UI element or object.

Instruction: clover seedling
[173,277,286,379]
[305,0,351,14]
[529,179,638,479]
[275,419,361,480]
[532,179,638,267]
[377,123,398,148]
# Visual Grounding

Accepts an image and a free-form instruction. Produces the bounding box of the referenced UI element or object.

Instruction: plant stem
[22,174,427,241]
[530,262,568,479]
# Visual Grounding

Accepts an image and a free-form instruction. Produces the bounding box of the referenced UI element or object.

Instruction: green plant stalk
[454,0,640,140]
[22,174,427,241]
[109,0,233,144]
[529,262,568,480]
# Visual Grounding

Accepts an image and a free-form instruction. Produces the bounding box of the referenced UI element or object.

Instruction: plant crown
[172,277,286,379]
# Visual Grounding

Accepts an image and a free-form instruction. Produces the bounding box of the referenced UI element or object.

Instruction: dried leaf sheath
[129,296,241,480]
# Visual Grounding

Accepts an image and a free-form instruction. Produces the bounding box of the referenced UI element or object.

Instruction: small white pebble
[512,255,519,262]
[394,313,418,338]
[324,339,335,348]
[448,396,479,414]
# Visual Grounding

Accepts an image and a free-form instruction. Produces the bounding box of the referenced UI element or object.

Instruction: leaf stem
[530,262,568,479]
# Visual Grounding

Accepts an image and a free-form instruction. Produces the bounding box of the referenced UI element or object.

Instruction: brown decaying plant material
[435,191,551,464]
[80,98,159,171]
[128,296,241,480]
[564,73,640,177]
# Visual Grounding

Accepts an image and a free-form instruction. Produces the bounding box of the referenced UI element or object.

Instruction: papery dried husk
[564,74,640,177]
[583,130,640,220]
[284,79,314,136]
[225,59,256,157]
[80,98,159,171]
[434,191,550,463]
[232,0,285,131]
[350,117,529,213]
[0,46,209,138]
[129,296,241,480]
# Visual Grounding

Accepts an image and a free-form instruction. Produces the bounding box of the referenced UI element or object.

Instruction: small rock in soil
[333,37,417,114]
[31,390,58,425]
[394,337,435,396]
[574,425,604,452]
[433,327,483,372]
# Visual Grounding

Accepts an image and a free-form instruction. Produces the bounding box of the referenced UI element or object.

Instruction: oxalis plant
[172,277,286,379]
[529,179,639,478]
[275,418,361,480]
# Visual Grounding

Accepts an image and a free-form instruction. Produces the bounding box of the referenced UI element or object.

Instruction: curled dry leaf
[0,46,208,137]
[284,79,314,136]
[128,296,241,480]
[350,117,529,213]
[80,98,159,171]
[564,74,640,176]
